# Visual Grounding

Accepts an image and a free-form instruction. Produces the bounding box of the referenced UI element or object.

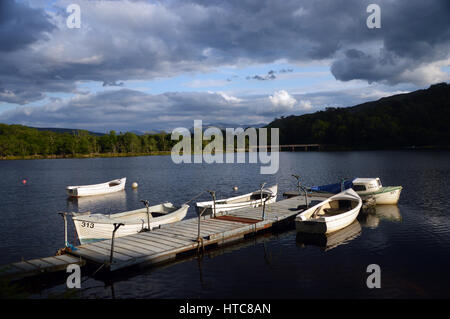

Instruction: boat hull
[195,185,278,215]
[369,187,402,205]
[296,220,362,251]
[73,204,188,244]
[295,209,359,234]
[295,189,362,234]
[66,178,126,197]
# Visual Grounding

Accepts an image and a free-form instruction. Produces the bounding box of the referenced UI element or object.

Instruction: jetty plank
[135,233,188,246]
[0,255,84,280]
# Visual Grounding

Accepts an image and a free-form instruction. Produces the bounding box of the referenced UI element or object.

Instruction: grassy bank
[0,151,172,160]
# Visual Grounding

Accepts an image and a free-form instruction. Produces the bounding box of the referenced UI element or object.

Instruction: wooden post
[110,223,124,265]
[197,207,207,253]
[211,192,217,218]
[301,185,309,208]
[58,212,68,247]
[260,182,267,219]
[261,197,267,220]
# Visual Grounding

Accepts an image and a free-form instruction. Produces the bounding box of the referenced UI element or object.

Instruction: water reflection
[358,205,402,229]
[66,191,127,214]
[90,231,292,290]
[296,220,362,251]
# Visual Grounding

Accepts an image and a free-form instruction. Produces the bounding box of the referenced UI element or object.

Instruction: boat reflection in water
[66,190,127,213]
[296,220,362,251]
[358,205,402,229]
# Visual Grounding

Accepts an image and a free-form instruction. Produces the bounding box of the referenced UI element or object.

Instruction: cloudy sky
[0,0,449,132]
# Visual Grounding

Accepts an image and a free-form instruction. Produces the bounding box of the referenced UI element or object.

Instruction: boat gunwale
[363,185,402,195]
[72,204,189,225]
[296,189,362,224]
[66,177,126,190]
[195,185,278,208]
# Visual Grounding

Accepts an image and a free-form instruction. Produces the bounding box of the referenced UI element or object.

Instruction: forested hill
[268,82,450,148]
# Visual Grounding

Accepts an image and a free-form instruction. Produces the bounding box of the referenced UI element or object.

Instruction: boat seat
[323,208,345,216]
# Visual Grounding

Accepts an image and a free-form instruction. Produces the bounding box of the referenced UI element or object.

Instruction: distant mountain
[189,122,267,133]
[128,129,167,135]
[27,127,167,136]
[28,126,105,136]
[267,82,450,148]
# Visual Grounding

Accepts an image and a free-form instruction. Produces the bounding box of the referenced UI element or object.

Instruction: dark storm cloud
[246,71,277,81]
[279,69,294,73]
[103,81,124,87]
[331,49,405,83]
[0,0,449,105]
[246,69,296,81]
[330,0,450,84]
[0,0,54,52]
[0,88,44,104]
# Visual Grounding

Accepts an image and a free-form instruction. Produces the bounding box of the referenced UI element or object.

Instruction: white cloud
[269,90,297,110]
[398,58,450,86]
[298,100,313,110]
[217,92,242,103]
[359,89,410,100]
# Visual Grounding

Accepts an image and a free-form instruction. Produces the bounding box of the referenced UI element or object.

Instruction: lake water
[0,151,449,298]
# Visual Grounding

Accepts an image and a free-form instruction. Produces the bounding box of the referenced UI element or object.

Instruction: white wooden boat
[310,177,402,205]
[72,203,189,244]
[66,178,126,197]
[351,178,402,205]
[295,189,362,234]
[195,185,278,215]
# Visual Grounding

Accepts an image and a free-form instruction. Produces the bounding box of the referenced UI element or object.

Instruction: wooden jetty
[68,195,321,271]
[0,255,85,281]
[0,194,325,278]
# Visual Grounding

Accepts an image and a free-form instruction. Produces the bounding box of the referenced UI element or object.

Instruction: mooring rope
[183,190,208,205]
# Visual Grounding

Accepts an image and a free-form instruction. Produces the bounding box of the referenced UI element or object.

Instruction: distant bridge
[238,144,322,152]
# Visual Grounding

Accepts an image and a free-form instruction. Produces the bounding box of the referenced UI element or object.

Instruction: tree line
[0,125,175,157]
[0,125,258,158]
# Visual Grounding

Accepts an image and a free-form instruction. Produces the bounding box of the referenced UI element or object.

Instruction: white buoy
[132,182,138,189]
[233,186,238,191]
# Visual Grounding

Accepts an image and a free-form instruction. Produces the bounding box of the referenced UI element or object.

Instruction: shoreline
[1,146,450,161]
[0,151,172,161]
